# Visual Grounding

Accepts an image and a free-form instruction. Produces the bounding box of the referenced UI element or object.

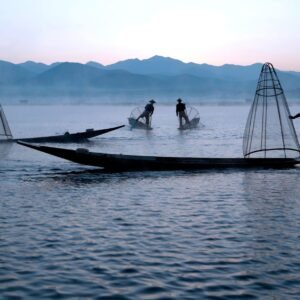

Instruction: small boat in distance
[0,103,125,143]
[17,125,125,143]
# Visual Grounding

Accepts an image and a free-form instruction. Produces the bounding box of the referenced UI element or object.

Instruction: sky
[1,0,300,70]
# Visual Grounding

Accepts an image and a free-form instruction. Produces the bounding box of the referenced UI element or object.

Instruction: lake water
[1,104,300,299]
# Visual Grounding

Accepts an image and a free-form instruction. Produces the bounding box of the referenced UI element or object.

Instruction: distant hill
[106,55,197,75]
[86,61,105,69]
[28,62,107,86]
[0,60,34,84]
[18,61,52,75]
[106,55,264,80]
[27,62,162,88]
[0,56,300,103]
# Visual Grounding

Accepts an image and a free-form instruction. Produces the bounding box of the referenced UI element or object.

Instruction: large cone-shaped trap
[243,63,300,158]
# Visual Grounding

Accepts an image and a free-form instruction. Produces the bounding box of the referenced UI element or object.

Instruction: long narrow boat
[1,103,125,143]
[15,125,125,143]
[17,142,300,171]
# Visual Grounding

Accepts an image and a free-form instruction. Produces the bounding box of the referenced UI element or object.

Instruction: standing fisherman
[176,98,190,129]
[136,99,156,128]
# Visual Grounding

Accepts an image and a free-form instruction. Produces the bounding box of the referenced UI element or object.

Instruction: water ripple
[1,105,300,299]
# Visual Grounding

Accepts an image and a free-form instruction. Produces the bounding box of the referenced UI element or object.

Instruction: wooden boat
[16,125,125,143]
[17,142,300,171]
[1,103,125,143]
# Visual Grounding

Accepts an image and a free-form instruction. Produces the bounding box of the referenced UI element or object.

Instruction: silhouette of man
[176,98,190,128]
[136,99,156,128]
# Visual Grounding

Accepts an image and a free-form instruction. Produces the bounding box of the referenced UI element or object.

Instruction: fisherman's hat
[177,98,182,102]
[149,99,156,103]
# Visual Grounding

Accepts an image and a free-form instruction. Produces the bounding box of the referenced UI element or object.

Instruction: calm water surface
[1,104,300,299]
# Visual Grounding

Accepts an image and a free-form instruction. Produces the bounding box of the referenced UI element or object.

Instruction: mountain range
[1,56,300,104]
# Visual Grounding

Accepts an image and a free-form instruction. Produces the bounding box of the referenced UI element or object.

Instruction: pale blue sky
[1,0,300,70]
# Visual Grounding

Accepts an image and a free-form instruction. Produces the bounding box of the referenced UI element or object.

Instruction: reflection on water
[0,141,13,159]
[241,171,300,298]
[243,170,299,201]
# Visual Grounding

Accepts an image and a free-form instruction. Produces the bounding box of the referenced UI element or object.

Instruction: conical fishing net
[243,63,300,158]
[186,106,200,123]
[129,106,152,127]
[179,105,202,128]
[129,106,144,120]
[0,105,13,140]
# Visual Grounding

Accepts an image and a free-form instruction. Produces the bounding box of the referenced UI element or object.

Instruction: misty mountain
[1,56,300,103]
[26,62,162,89]
[86,61,105,69]
[204,63,263,81]
[22,62,253,94]
[0,60,34,84]
[106,55,265,80]
[106,55,199,76]
[28,62,107,86]
[18,61,51,75]
[107,55,219,78]
[274,71,300,89]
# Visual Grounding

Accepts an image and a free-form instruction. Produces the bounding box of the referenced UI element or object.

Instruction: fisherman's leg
[183,112,190,124]
[145,115,150,127]
[179,116,183,128]
[136,111,145,121]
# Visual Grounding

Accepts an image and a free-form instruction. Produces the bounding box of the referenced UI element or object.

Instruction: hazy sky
[1,0,300,70]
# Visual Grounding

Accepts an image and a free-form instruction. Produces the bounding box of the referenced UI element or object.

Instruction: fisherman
[176,98,190,128]
[136,99,156,128]
[289,113,300,119]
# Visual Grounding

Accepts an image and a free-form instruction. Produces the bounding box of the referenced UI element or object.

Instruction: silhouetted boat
[16,125,125,143]
[16,142,300,170]
[1,104,125,143]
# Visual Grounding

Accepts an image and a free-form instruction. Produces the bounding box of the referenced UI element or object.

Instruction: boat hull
[15,125,125,143]
[179,117,200,130]
[128,118,152,130]
[17,142,300,171]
